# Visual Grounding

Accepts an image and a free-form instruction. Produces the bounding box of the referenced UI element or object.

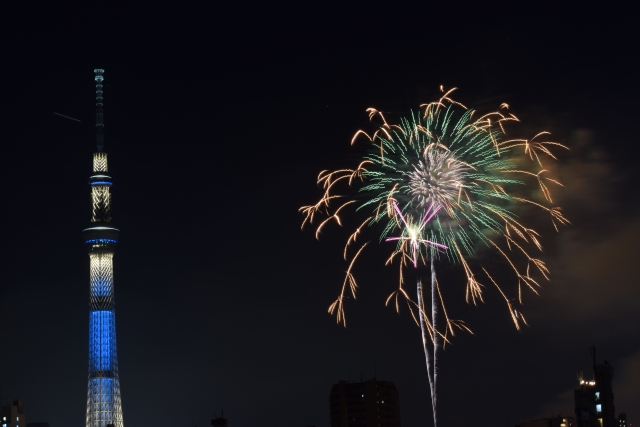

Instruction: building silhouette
[574,347,616,427]
[0,401,25,427]
[516,416,575,427]
[83,69,125,427]
[211,411,228,427]
[617,413,626,427]
[329,379,400,427]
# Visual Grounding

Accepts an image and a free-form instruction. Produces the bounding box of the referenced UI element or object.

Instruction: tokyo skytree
[82,69,124,427]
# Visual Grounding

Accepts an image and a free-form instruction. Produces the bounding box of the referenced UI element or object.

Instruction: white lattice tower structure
[83,69,124,427]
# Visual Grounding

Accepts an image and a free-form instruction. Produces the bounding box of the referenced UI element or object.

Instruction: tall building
[1,400,25,427]
[574,348,616,427]
[83,69,125,427]
[329,379,400,427]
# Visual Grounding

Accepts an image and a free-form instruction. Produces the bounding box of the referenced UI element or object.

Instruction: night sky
[1,3,638,427]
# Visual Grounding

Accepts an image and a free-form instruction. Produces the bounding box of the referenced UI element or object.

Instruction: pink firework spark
[385,201,448,267]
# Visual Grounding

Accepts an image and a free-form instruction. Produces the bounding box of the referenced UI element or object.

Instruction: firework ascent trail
[300,87,569,426]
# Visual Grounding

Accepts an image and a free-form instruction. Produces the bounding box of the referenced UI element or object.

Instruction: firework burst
[300,87,568,426]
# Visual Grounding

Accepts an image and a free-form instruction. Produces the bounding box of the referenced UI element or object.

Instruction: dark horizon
[0,3,638,427]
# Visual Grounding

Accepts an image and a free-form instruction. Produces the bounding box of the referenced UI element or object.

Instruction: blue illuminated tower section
[83,69,124,427]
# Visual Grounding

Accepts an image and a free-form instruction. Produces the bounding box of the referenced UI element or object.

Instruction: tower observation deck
[83,69,124,427]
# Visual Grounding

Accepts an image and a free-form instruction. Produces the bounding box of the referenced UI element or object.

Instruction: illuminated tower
[83,69,124,427]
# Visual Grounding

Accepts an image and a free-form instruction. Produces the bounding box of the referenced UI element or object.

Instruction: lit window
[382,400,384,403]
[362,394,364,397]
[595,391,600,399]
[597,404,602,413]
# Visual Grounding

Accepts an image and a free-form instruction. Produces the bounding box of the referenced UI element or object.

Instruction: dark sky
[0,3,638,427]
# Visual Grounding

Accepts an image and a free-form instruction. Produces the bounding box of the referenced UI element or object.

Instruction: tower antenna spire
[94,69,105,152]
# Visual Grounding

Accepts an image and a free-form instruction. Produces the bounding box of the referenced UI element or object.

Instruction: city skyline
[0,3,638,427]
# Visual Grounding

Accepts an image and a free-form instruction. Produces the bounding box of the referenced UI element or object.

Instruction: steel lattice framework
[91,185,111,223]
[93,153,108,172]
[83,69,124,427]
